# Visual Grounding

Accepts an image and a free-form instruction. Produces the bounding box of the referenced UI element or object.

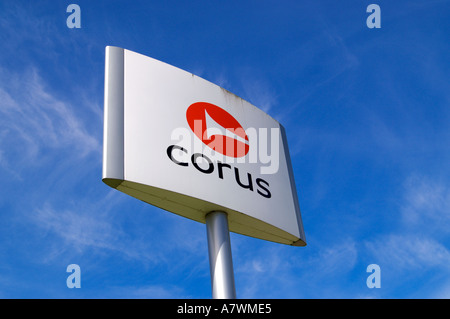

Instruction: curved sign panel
[102,46,306,246]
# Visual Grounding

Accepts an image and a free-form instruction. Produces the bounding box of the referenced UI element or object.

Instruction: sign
[102,46,306,246]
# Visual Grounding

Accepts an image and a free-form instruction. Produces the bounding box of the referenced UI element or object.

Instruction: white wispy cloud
[34,203,119,254]
[366,234,450,271]
[240,75,278,115]
[0,67,100,177]
[0,2,59,61]
[101,284,190,299]
[234,239,358,298]
[401,175,450,231]
[32,209,146,270]
[28,192,210,271]
[430,280,450,299]
[306,240,358,276]
[363,174,450,297]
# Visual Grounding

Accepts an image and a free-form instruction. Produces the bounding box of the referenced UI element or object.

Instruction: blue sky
[0,0,449,298]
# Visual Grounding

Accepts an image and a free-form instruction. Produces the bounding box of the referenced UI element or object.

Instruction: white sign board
[102,46,306,246]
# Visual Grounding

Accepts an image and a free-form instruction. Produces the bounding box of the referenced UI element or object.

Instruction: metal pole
[205,211,236,299]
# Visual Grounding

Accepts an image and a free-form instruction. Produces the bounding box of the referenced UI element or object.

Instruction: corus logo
[186,102,249,158]
[165,101,271,199]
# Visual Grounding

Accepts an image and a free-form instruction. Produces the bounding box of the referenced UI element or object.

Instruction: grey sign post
[206,211,236,299]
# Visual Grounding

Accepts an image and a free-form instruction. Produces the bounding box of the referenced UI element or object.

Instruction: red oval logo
[186,102,249,158]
